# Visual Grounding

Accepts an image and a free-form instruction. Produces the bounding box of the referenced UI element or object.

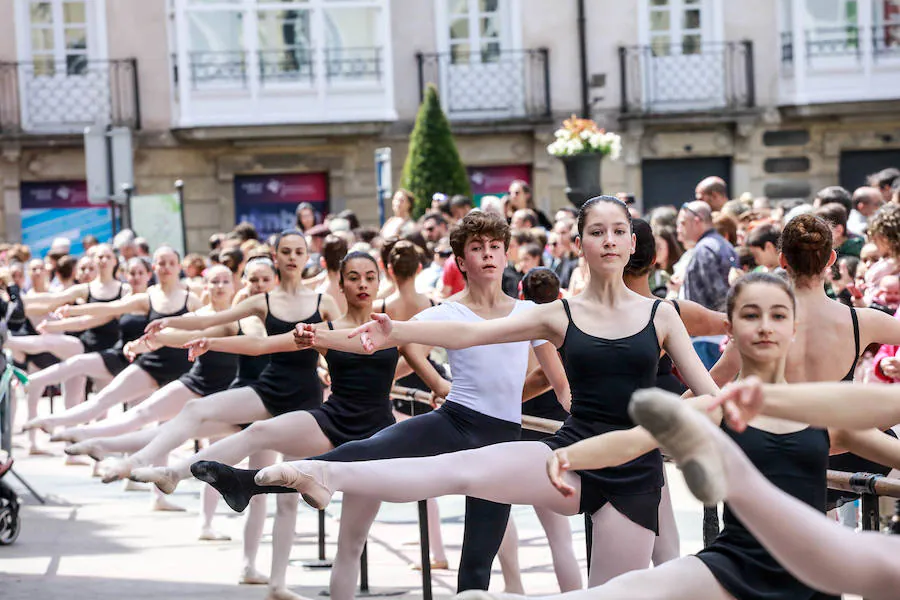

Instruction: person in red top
[440,253,466,297]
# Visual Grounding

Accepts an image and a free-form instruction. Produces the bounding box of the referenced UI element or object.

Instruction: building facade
[0,0,899,251]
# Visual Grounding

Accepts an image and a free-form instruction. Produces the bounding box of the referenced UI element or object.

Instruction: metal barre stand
[827,469,900,533]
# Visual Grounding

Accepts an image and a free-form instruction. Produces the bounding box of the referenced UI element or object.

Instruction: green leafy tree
[400,84,471,218]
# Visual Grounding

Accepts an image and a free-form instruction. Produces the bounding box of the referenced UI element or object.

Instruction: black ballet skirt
[247,293,323,416]
[541,299,664,533]
[135,294,192,386]
[697,425,839,600]
[309,323,400,447]
[179,346,238,396]
[99,312,150,377]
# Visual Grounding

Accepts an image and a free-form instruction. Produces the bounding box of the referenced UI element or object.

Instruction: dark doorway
[840,150,900,191]
[641,156,732,212]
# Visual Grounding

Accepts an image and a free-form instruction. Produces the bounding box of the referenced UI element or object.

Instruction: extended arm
[24,284,87,311]
[717,379,900,432]
[677,299,728,337]
[190,331,298,357]
[660,302,720,396]
[63,293,149,320]
[830,428,900,471]
[37,314,115,334]
[146,294,265,333]
[859,305,900,347]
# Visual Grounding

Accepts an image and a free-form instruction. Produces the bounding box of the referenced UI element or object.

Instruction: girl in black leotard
[22,247,203,434]
[255,197,717,587]
[23,258,153,440]
[710,214,900,515]
[98,230,338,600]
[51,265,239,446]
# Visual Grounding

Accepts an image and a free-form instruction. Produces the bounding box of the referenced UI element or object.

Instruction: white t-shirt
[413,300,547,424]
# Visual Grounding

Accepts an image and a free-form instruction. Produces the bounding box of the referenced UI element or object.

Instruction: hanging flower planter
[547,115,622,208]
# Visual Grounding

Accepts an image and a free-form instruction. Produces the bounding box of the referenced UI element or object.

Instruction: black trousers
[315,401,522,591]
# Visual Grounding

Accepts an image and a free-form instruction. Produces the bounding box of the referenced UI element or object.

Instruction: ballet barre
[827,470,900,533]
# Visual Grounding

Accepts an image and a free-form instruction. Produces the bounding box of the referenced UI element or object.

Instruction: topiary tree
[400,84,471,218]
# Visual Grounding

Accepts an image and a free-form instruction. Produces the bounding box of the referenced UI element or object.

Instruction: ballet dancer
[22,246,201,433]
[21,257,153,438]
[222,199,717,587]
[51,264,238,447]
[96,230,339,600]
[197,211,570,595]
[629,384,900,600]
[712,213,900,510]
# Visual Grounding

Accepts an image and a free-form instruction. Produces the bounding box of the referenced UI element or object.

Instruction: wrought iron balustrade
[325,47,382,82]
[618,41,754,115]
[0,58,139,135]
[415,48,551,121]
[780,25,900,63]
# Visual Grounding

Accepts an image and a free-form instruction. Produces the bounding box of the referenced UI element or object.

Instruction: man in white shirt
[848,186,884,237]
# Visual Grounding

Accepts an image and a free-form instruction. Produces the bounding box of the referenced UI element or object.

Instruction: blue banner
[20,181,113,256]
[234,173,329,238]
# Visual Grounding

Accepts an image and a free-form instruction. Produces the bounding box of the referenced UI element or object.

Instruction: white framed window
[647,0,706,56]
[22,0,100,75]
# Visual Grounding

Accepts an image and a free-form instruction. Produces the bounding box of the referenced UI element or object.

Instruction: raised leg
[6,334,84,361]
[26,365,158,430]
[632,388,900,600]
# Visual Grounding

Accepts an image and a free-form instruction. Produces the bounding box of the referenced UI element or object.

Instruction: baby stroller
[0,455,19,545]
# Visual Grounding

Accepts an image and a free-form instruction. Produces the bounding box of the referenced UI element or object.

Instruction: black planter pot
[561,154,603,208]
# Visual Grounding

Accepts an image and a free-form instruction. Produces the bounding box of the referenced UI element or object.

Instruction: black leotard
[229,325,269,389]
[135,293,192,386]
[697,425,838,600]
[179,343,238,397]
[308,321,400,447]
[827,306,899,507]
[542,298,664,531]
[79,285,123,353]
[248,293,324,416]
[99,311,150,377]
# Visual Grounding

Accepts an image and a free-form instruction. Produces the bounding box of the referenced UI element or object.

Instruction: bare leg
[533,507,582,592]
[240,449,276,585]
[652,474,681,565]
[259,442,581,516]
[25,365,158,430]
[268,484,300,599]
[26,354,111,432]
[632,388,900,600]
[6,334,84,361]
[498,518,524,593]
[57,381,198,442]
[426,498,448,566]
[133,410,333,494]
[329,494,382,600]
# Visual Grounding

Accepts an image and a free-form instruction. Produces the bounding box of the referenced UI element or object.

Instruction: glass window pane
[450,17,469,40]
[257,9,311,50]
[480,16,499,38]
[323,7,382,81]
[481,40,501,62]
[63,1,86,25]
[450,42,471,64]
[683,34,701,54]
[30,2,52,25]
[65,27,87,51]
[448,0,468,15]
[188,10,244,51]
[650,10,670,31]
[30,27,54,51]
[650,0,668,6]
[650,35,671,55]
[188,0,242,3]
[683,9,701,29]
[32,55,55,75]
[66,53,88,75]
[479,0,499,12]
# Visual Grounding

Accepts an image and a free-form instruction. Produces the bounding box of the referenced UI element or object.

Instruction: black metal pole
[576,0,590,118]
[541,48,551,117]
[861,493,880,532]
[122,183,133,231]
[417,500,432,600]
[416,53,425,104]
[618,46,628,113]
[744,40,756,108]
[584,513,592,575]
[359,542,369,593]
[174,180,187,255]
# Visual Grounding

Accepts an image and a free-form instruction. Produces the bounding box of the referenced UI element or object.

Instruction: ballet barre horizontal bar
[826,470,900,499]
[389,385,564,434]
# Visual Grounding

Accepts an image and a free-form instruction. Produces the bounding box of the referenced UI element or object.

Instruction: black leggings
[315,401,522,592]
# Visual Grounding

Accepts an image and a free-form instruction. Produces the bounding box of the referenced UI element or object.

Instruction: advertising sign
[21,181,113,256]
[129,193,185,257]
[234,173,329,238]
[466,164,532,205]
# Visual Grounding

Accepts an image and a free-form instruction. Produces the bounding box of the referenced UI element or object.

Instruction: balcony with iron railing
[173,47,392,128]
[415,49,551,125]
[0,59,140,136]
[618,41,755,117]
[779,24,900,105]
